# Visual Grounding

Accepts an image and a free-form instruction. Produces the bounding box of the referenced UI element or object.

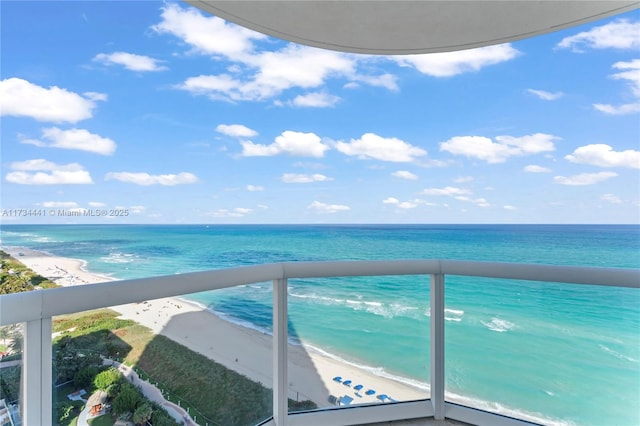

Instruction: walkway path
[0,360,21,369]
[103,359,198,426]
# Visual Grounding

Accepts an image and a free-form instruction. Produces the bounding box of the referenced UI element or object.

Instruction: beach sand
[2,246,427,408]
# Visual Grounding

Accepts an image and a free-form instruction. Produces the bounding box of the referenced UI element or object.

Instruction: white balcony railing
[1,259,638,426]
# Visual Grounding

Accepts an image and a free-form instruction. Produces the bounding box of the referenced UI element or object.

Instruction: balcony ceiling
[185,1,639,54]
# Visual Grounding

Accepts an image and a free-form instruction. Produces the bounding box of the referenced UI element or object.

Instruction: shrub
[112,383,142,415]
[94,367,121,390]
[74,365,99,389]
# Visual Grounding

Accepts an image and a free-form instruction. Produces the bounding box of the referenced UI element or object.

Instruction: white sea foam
[599,344,638,363]
[304,343,430,391]
[481,317,515,332]
[424,308,465,322]
[101,252,137,264]
[288,290,425,319]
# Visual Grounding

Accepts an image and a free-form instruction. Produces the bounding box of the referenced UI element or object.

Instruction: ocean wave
[288,290,424,319]
[424,308,465,322]
[100,252,138,264]
[304,343,430,392]
[481,317,515,332]
[599,344,638,363]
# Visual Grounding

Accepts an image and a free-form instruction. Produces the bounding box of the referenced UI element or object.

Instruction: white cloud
[105,172,198,186]
[421,186,471,196]
[394,44,520,77]
[527,89,564,101]
[504,205,517,210]
[440,133,557,163]
[524,165,552,173]
[336,133,427,162]
[308,200,350,213]
[93,52,167,72]
[593,59,640,115]
[556,20,640,52]
[129,205,146,214]
[216,124,258,138]
[554,172,618,186]
[210,207,253,218]
[565,144,640,169]
[88,202,106,207]
[610,60,640,97]
[159,4,396,103]
[593,103,640,115]
[601,193,622,204]
[21,127,116,155]
[0,78,98,123]
[6,159,93,185]
[384,197,438,209]
[243,45,355,100]
[9,159,65,171]
[241,131,329,157]
[398,201,419,209]
[392,170,418,180]
[350,73,399,91]
[291,92,340,108]
[178,74,241,100]
[246,185,264,191]
[83,92,108,102]
[281,173,332,183]
[42,201,79,208]
[177,45,355,102]
[152,3,265,58]
[455,196,491,207]
[453,176,474,183]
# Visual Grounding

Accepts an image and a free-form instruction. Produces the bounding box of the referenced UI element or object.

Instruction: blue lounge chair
[365,389,376,395]
[333,376,342,382]
[353,384,364,391]
[377,394,388,401]
[339,395,354,406]
[343,380,352,386]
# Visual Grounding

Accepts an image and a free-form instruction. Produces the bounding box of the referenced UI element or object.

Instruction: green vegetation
[0,250,58,294]
[53,309,316,425]
[0,365,20,403]
[87,415,112,426]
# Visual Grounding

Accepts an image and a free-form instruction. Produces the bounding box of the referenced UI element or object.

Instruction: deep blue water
[1,224,638,425]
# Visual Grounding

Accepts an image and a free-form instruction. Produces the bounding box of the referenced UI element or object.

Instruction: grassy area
[88,415,113,425]
[53,309,315,426]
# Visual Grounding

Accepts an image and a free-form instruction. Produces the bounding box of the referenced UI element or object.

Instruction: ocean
[1,224,638,425]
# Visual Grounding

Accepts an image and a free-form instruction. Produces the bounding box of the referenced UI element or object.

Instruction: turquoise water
[1,224,638,425]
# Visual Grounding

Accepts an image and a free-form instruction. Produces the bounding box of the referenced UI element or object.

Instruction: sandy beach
[2,246,427,408]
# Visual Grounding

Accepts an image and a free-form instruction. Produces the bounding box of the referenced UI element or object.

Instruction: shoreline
[1,245,426,407]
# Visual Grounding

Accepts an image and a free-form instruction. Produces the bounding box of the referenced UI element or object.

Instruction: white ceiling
[185,1,639,55]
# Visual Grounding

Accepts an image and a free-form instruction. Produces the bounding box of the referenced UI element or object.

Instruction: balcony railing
[1,259,638,426]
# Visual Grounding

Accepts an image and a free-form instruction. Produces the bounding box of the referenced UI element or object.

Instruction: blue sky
[1,2,639,224]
